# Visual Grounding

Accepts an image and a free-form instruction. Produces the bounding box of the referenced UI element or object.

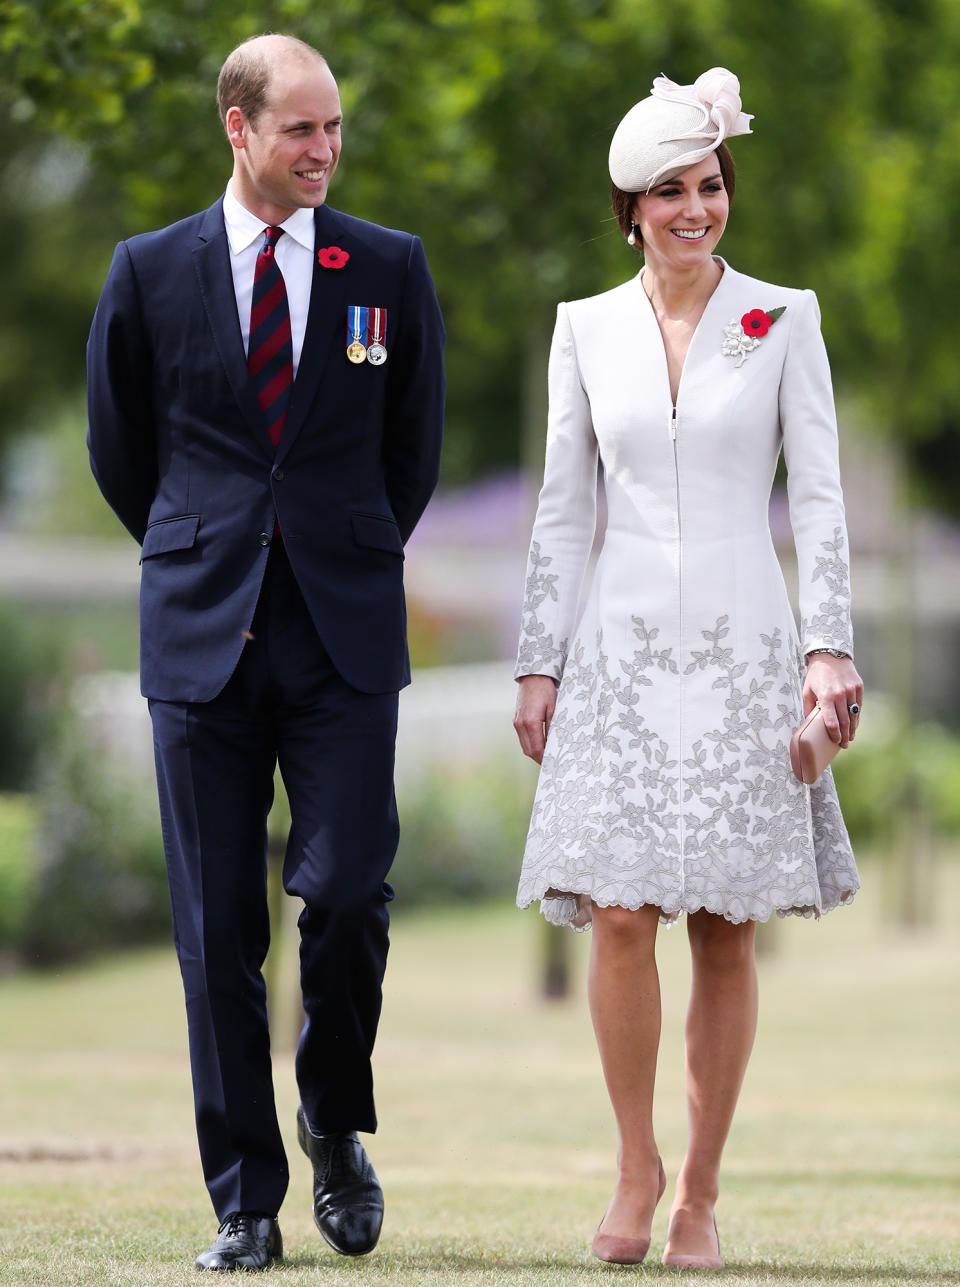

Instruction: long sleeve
[780,289,854,657]
[515,303,599,680]
[86,242,158,545]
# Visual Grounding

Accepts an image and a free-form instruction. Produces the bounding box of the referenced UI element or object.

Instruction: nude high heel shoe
[661,1213,723,1270]
[591,1156,667,1265]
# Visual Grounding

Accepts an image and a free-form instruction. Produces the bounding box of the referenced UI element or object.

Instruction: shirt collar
[223,183,316,255]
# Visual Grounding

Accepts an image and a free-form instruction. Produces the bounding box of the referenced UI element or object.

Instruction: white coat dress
[515,258,860,929]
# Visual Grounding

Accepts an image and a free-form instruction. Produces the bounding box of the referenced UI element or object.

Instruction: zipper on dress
[670,402,685,903]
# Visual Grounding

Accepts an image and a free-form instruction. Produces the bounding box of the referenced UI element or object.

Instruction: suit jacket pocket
[140,514,201,561]
[350,513,404,556]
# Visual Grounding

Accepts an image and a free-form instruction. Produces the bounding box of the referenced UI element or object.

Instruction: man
[87,34,444,1272]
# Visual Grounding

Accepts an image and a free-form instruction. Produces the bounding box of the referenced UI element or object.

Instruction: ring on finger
[847,702,861,715]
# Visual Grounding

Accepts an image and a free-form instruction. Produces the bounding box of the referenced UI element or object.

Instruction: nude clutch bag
[789,702,840,785]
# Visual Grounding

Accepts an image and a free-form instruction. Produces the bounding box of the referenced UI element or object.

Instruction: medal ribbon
[347,305,369,347]
[370,307,386,347]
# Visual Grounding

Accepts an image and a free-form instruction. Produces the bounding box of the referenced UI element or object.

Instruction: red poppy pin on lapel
[318,246,349,269]
[722,305,786,366]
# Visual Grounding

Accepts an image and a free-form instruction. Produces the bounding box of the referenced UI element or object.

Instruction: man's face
[228,59,342,223]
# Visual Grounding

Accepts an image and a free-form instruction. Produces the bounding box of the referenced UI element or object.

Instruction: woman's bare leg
[588,903,664,1241]
[663,911,758,1266]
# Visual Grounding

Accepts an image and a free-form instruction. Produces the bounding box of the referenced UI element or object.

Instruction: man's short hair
[217,34,326,128]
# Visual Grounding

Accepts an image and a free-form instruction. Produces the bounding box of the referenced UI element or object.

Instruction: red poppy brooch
[318,245,349,269]
[722,305,786,366]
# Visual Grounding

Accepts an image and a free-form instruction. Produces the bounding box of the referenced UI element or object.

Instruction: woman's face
[633,155,729,274]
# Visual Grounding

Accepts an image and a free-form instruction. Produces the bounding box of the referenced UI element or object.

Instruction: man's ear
[225,106,249,150]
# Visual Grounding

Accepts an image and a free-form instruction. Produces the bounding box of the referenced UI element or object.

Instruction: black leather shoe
[297,1104,384,1256]
[195,1212,282,1271]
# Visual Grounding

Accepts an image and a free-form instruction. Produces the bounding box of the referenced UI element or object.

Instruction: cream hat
[608,68,753,193]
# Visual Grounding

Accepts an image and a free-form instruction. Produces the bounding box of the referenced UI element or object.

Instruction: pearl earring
[627,221,637,247]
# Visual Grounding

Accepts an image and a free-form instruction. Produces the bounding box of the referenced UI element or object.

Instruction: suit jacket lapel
[274,204,350,466]
[192,200,276,459]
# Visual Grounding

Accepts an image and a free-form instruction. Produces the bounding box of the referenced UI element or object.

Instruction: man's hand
[514,674,559,765]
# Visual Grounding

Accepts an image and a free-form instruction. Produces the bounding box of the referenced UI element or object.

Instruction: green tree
[2,0,959,503]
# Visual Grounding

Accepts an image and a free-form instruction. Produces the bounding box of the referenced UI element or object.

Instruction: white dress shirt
[222,183,316,377]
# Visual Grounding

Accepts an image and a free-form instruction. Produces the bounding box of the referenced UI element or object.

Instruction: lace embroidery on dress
[521,615,859,930]
[801,525,853,654]
[516,541,568,678]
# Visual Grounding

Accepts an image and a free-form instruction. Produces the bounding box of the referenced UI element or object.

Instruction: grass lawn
[1,858,958,1286]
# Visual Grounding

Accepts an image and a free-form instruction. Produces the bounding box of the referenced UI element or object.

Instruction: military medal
[366,307,388,365]
[346,305,368,364]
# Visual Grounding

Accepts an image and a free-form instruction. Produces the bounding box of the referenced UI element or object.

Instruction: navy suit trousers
[149,540,399,1220]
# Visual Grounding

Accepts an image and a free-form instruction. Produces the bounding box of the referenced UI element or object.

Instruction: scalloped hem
[523,886,858,932]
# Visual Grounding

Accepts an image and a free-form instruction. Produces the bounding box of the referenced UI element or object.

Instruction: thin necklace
[643,261,722,323]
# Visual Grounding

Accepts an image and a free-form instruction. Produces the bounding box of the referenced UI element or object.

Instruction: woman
[513,69,862,1270]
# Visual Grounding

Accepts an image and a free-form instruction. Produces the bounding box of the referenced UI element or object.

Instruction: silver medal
[366,341,387,366]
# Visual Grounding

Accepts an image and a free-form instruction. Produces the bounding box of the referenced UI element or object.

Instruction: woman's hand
[803,653,863,748]
[514,674,559,764]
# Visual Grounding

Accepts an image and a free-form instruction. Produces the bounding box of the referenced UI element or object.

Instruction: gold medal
[346,305,368,363]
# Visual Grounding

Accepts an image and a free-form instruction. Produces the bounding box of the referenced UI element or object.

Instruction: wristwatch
[805,648,850,659]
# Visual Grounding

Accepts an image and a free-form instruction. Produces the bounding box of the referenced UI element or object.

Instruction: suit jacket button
[258,531,271,546]
[273,468,284,481]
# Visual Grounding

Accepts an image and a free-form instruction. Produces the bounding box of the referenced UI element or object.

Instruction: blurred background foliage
[1,0,959,499]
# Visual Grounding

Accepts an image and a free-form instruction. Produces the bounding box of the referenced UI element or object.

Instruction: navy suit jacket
[87,199,445,701]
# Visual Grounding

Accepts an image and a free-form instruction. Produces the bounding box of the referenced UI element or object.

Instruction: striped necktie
[248,226,293,448]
